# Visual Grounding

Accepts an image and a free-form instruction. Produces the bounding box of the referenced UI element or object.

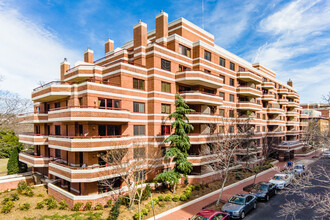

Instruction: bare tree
[303,120,329,155]
[322,91,330,104]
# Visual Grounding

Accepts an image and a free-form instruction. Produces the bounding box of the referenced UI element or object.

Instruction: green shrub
[94,202,103,210]
[44,197,57,210]
[17,181,28,194]
[195,184,201,190]
[158,195,164,201]
[172,195,180,202]
[37,194,44,197]
[184,177,189,186]
[164,194,172,201]
[141,208,149,215]
[185,191,191,199]
[142,184,151,200]
[134,212,143,220]
[19,202,30,210]
[59,200,68,210]
[108,199,120,220]
[2,197,10,205]
[152,197,159,205]
[7,147,20,175]
[188,185,195,191]
[120,195,130,207]
[1,200,14,214]
[84,201,92,211]
[10,193,19,201]
[235,172,244,180]
[24,188,34,197]
[180,195,187,201]
[145,203,152,210]
[36,201,44,209]
[72,202,83,211]
[106,199,112,208]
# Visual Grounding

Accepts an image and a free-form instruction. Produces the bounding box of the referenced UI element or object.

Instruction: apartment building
[18,12,307,206]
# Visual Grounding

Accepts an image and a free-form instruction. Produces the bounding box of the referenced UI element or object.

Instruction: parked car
[294,164,306,176]
[269,173,294,189]
[322,150,330,158]
[244,181,276,201]
[222,193,257,219]
[190,209,230,220]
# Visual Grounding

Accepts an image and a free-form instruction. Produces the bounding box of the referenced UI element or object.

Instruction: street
[245,158,329,220]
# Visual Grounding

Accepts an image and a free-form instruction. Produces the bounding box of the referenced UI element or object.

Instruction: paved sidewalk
[155,153,320,220]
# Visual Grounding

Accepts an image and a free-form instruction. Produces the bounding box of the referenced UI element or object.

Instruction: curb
[147,161,279,220]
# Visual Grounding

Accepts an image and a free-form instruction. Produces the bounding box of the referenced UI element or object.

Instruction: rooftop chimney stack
[155,10,168,46]
[133,20,147,66]
[60,58,70,81]
[287,79,293,87]
[84,48,94,64]
[105,38,114,54]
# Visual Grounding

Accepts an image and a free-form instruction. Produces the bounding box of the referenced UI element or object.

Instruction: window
[55,149,61,158]
[204,88,214,94]
[257,126,260,132]
[98,98,120,109]
[54,102,60,109]
[161,104,171,114]
[78,97,83,106]
[229,126,234,133]
[229,110,235,118]
[230,78,235,86]
[55,125,61,135]
[219,92,225,100]
[179,44,191,57]
[133,148,145,159]
[230,62,235,71]
[134,170,145,182]
[35,125,40,134]
[161,82,171,93]
[133,78,145,90]
[219,109,224,117]
[238,66,245,72]
[219,74,225,83]
[161,125,171,135]
[99,125,121,136]
[179,65,191,72]
[134,125,145,135]
[161,59,171,71]
[219,57,225,67]
[263,126,266,132]
[133,102,145,113]
[204,69,211,74]
[257,113,260,119]
[230,94,235,102]
[204,50,211,61]
[219,126,225,133]
[263,77,267,82]
[263,114,266,120]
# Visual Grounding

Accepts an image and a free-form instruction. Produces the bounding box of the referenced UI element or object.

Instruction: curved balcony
[287,101,299,108]
[187,154,219,166]
[261,81,275,89]
[180,91,223,106]
[267,107,284,115]
[237,101,262,111]
[48,135,132,152]
[49,161,127,183]
[236,86,262,97]
[32,81,72,102]
[286,130,300,136]
[267,119,284,125]
[19,152,50,167]
[300,122,308,126]
[262,94,275,101]
[287,92,299,99]
[275,141,303,151]
[286,111,299,117]
[188,112,222,123]
[286,121,299,126]
[267,130,286,136]
[176,71,223,88]
[18,112,48,124]
[19,133,48,145]
[48,106,130,122]
[237,72,262,84]
[300,114,309,119]
[277,88,289,94]
[278,99,288,105]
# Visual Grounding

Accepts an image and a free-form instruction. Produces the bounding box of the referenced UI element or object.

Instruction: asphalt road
[244,158,329,220]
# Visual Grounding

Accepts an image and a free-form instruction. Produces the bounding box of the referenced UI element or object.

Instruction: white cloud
[0,4,80,99]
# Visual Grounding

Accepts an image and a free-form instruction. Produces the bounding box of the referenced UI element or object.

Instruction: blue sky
[0,0,329,103]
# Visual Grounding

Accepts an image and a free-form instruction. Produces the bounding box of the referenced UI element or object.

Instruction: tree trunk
[216,167,229,206]
[173,182,177,194]
[138,200,141,220]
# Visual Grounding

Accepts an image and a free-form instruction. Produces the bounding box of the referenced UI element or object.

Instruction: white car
[294,164,306,176]
[322,150,330,158]
[269,173,293,189]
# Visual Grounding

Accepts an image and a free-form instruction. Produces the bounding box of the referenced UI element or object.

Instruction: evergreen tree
[154,93,194,192]
[7,146,26,175]
[0,131,23,158]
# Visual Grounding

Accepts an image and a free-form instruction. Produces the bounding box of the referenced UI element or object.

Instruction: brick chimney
[84,48,94,64]
[287,79,293,87]
[155,10,168,46]
[133,20,147,66]
[105,38,114,54]
[60,58,70,81]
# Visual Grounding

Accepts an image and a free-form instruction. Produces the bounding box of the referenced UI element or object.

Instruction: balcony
[188,112,222,123]
[277,88,289,94]
[286,130,301,136]
[267,119,284,125]
[48,106,130,122]
[237,72,262,84]
[64,64,103,82]
[286,121,299,126]
[300,114,309,119]
[275,141,303,151]
[32,81,72,102]
[48,135,131,152]
[286,111,299,117]
[261,81,275,89]
[19,133,48,145]
[267,129,286,136]
[267,107,284,115]
[278,99,288,105]
[187,154,219,166]
[236,86,262,97]
[287,101,299,108]
[262,93,275,101]
[300,122,308,126]
[287,92,299,99]
[19,152,51,167]
[237,101,261,111]
[48,161,127,182]
[179,91,223,106]
[18,112,48,124]
[188,133,221,144]
[176,71,223,88]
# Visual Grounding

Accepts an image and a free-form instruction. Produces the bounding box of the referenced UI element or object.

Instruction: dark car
[190,209,230,220]
[249,181,276,201]
[222,193,257,219]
